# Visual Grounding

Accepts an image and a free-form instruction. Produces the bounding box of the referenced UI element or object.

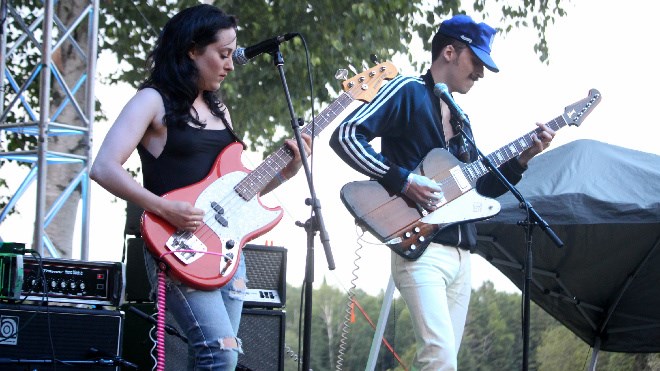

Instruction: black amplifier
[18,256,125,307]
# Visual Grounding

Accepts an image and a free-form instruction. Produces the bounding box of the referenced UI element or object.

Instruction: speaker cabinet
[243,244,287,309]
[120,303,187,371]
[238,309,285,371]
[124,237,151,303]
[121,305,284,371]
[124,240,287,308]
[0,303,123,370]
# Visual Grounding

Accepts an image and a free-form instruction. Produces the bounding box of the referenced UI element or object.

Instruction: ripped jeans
[144,247,247,370]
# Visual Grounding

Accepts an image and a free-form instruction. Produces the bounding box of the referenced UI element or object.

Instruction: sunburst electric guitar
[141,62,398,290]
[340,89,601,260]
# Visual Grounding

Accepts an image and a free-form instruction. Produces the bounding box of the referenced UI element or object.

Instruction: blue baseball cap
[438,14,499,73]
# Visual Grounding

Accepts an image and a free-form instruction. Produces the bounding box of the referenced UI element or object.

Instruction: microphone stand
[0,354,138,369]
[449,115,562,371]
[268,46,335,371]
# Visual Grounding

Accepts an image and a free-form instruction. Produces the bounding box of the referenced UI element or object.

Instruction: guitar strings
[174,85,362,256]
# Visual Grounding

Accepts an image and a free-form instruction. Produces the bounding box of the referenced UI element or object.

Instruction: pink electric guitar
[141,62,398,289]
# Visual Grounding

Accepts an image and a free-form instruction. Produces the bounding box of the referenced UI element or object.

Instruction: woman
[91,4,310,369]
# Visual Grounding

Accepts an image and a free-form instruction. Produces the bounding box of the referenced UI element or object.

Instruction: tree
[283,280,659,369]
[460,281,522,370]
[101,0,565,153]
[536,326,590,371]
[1,0,567,255]
[1,1,99,257]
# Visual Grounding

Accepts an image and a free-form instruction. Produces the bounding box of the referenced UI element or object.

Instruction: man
[329,14,554,370]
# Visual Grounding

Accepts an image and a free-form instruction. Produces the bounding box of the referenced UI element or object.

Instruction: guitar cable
[335,225,366,370]
[332,225,409,371]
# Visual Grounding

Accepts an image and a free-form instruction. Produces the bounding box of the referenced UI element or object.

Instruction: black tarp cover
[475,139,660,352]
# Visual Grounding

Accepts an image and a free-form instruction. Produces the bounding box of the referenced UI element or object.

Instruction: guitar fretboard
[460,116,567,184]
[234,93,355,200]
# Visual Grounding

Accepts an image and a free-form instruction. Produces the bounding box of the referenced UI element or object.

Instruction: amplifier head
[20,256,125,307]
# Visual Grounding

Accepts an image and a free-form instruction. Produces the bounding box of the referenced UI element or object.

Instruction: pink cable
[150,250,232,370]
[156,268,167,371]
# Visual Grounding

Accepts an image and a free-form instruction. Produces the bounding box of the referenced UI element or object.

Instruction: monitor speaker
[0,303,124,370]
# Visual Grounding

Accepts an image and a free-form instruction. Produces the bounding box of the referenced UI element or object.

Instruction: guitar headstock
[563,88,602,127]
[341,61,398,103]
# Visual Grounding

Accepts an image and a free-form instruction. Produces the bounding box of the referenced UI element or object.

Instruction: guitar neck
[459,115,568,183]
[234,92,355,200]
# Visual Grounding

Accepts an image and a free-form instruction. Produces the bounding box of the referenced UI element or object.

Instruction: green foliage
[460,281,521,370]
[97,0,566,155]
[1,0,568,204]
[537,326,590,370]
[281,280,658,370]
[284,281,415,370]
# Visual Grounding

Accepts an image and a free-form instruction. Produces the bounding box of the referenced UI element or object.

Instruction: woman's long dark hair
[140,4,237,128]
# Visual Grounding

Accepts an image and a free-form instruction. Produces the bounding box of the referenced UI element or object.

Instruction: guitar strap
[218,107,247,150]
[450,116,470,163]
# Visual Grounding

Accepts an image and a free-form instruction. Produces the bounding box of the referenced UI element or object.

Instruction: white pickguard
[197,170,282,237]
[167,171,282,275]
[420,189,501,225]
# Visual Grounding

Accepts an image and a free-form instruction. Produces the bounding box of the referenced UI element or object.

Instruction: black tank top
[138,124,236,196]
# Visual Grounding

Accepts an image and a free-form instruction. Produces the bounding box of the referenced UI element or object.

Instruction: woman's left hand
[281,133,312,179]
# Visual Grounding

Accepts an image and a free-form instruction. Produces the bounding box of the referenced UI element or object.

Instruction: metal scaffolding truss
[0,0,99,259]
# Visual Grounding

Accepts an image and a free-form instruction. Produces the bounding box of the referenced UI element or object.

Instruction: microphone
[433,83,469,125]
[232,33,297,65]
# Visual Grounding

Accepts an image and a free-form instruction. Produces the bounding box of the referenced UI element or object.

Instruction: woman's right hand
[158,199,205,232]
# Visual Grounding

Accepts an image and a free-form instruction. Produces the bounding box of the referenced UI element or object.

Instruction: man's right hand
[402,173,444,211]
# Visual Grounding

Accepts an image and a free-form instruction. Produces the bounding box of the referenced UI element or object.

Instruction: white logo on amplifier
[0,315,19,345]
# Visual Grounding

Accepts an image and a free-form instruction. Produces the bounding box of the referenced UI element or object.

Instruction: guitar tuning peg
[335,69,348,81]
[361,61,369,72]
[370,54,380,65]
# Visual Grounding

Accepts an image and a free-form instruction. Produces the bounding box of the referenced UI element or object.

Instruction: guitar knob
[404,232,412,238]
[409,244,417,251]
[413,227,421,233]
[225,240,235,249]
[418,236,425,243]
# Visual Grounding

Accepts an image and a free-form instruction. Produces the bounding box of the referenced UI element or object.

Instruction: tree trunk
[44,0,92,258]
[321,302,336,369]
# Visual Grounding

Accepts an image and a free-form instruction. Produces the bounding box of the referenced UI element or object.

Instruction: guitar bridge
[166,230,208,265]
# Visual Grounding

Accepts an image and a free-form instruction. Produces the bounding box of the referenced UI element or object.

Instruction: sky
[1,0,658,298]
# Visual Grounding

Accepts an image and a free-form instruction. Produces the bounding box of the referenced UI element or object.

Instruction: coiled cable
[335,225,366,370]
